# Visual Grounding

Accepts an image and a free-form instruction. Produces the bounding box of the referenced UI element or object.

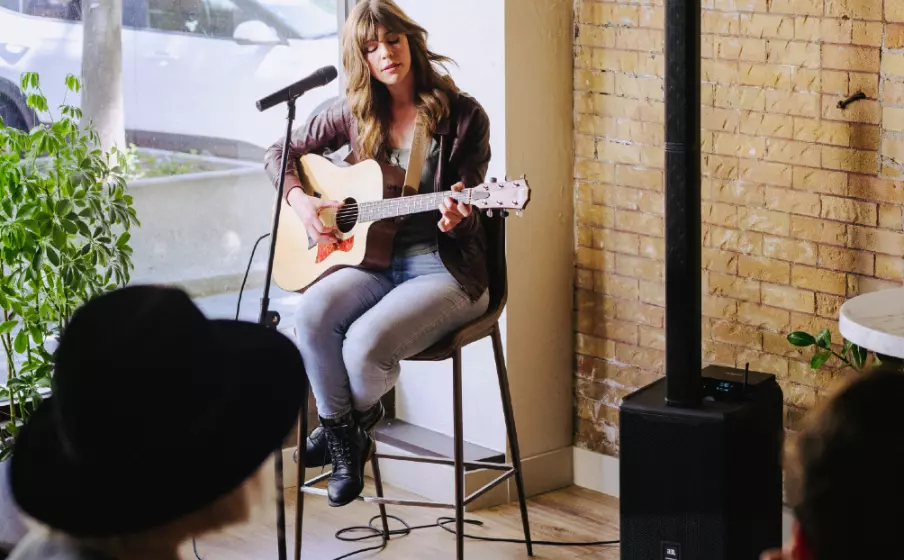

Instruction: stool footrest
[299,486,455,509]
[374,452,510,471]
[464,468,515,506]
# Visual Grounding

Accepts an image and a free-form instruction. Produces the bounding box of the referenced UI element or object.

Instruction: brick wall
[574,0,904,457]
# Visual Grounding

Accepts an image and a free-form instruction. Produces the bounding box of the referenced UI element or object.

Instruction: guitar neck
[358,189,473,223]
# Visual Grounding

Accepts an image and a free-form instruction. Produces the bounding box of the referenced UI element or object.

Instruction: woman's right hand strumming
[287,187,344,245]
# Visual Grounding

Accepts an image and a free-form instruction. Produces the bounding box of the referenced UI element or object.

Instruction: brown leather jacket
[263,91,490,302]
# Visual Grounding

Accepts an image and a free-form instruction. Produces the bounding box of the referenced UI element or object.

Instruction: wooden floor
[184,482,621,559]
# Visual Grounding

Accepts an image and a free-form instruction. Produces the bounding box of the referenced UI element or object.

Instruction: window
[23,0,80,20]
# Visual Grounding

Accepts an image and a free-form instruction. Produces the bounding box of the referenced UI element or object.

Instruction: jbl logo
[663,542,680,560]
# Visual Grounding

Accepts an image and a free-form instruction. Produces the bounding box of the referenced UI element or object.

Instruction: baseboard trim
[573,446,620,498]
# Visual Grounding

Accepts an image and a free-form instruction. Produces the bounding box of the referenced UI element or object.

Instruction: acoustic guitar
[271,153,531,293]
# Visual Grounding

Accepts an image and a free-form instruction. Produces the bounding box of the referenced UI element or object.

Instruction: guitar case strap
[402,110,430,197]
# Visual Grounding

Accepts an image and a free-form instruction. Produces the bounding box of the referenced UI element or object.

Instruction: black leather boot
[322,414,373,507]
[294,401,385,467]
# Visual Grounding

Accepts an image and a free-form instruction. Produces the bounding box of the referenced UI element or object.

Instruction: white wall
[392,0,508,452]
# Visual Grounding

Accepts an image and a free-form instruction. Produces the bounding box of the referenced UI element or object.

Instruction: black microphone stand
[260,95,302,560]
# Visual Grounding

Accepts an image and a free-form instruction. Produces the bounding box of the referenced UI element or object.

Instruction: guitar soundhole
[336,197,358,234]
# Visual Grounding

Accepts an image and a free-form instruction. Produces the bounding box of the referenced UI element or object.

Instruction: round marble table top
[838,287,904,360]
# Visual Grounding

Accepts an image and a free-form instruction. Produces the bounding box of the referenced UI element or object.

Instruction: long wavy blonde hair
[342,0,459,161]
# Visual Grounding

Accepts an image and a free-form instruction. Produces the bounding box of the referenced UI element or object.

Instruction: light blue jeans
[294,251,489,419]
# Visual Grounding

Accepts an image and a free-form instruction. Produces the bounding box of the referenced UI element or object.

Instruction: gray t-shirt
[389,138,440,257]
[7,532,115,560]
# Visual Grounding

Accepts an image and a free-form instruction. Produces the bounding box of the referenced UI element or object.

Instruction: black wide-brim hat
[10,285,305,537]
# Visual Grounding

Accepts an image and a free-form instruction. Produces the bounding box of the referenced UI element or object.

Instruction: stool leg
[491,325,533,556]
[371,454,391,540]
[452,346,465,560]
[295,379,309,560]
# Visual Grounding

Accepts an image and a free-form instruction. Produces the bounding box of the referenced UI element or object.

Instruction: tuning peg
[516,210,524,218]
[487,210,494,217]
[490,177,497,183]
[501,210,509,218]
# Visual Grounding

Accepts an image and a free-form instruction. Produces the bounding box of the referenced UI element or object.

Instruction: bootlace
[326,425,353,470]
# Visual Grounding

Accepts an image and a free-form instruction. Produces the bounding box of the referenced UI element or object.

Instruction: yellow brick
[592,228,640,255]
[819,18,853,44]
[594,273,640,299]
[739,111,794,138]
[574,70,616,94]
[765,187,821,216]
[618,165,663,191]
[816,293,846,318]
[641,145,664,168]
[793,68,822,93]
[615,300,664,328]
[704,339,738,367]
[766,139,821,167]
[615,120,665,145]
[704,296,739,322]
[848,225,904,255]
[591,49,639,75]
[712,180,765,205]
[575,136,596,159]
[615,74,664,101]
[714,0,769,11]
[766,91,820,118]
[890,1,904,23]
[849,73,879,98]
[882,52,904,78]
[820,196,878,226]
[825,0,883,20]
[714,85,768,111]
[715,37,768,62]
[766,40,820,67]
[791,216,848,245]
[640,6,664,29]
[879,205,903,230]
[577,201,615,228]
[639,280,665,307]
[762,283,815,312]
[793,118,851,146]
[712,320,763,350]
[704,10,740,34]
[594,96,664,123]
[851,124,880,151]
[821,70,849,95]
[577,311,639,344]
[616,210,663,236]
[821,146,878,175]
[818,245,875,274]
[575,91,595,113]
[850,275,902,295]
[575,159,616,183]
[704,60,740,86]
[741,161,792,187]
[848,176,904,205]
[595,4,640,27]
[636,54,665,78]
[577,225,593,248]
[773,0,823,16]
[794,15,821,41]
[790,312,843,344]
[616,28,664,52]
[884,137,904,167]
[739,254,792,283]
[703,202,739,228]
[822,45,880,72]
[576,334,616,360]
[792,166,848,196]
[763,235,818,265]
[853,21,883,47]
[709,226,765,255]
[704,107,741,132]
[616,254,663,282]
[712,133,767,158]
[886,84,904,108]
[704,155,740,179]
[887,24,904,49]
[577,247,616,271]
[615,343,664,372]
[739,63,793,90]
[740,13,794,39]
[575,268,594,290]
[708,272,762,302]
[577,115,618,137]
[791,265,848,295]
[576,25,617,48]
[639,326,666,351]
[885,108,904,137]
[639,236,665,261]
[703,247,740,274]
[739,302,791,332]
[597,141,642,165]
[737,350,791,377]
[739,207,791,236]
[876,256,904,282]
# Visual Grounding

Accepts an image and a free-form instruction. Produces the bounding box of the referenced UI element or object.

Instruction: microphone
[256,65,338,112]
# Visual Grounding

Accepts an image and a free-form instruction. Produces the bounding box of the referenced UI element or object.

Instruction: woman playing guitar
[264,0,491,507]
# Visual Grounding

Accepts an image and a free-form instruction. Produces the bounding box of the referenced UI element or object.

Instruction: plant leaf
[0,320,16,335]
[787,332,816,347]
[815,329,831,349]
[810,350,832,370]
[13,329,27,354]
[842,339,853,357]
[852,345,868,369]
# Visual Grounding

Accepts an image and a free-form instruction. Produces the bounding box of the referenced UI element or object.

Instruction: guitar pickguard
[315,237,355,264]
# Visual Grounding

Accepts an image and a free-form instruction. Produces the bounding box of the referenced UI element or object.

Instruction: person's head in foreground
[761,365,904,560]
[7,285,304,560]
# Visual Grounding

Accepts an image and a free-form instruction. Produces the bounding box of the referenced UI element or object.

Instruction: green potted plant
[787,329,904,372]
[0,72,138,458]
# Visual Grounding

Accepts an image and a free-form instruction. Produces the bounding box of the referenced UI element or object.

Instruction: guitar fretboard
[358,189,473,223]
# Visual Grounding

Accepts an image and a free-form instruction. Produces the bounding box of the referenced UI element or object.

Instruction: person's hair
[341,0,459,161]
[24,456,275,560]
[785,366,904,560]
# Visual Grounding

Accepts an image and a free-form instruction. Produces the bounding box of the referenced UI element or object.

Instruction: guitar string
[330,191,473,219]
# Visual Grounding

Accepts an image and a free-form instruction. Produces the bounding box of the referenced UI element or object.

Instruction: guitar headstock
[470,176,531,217]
